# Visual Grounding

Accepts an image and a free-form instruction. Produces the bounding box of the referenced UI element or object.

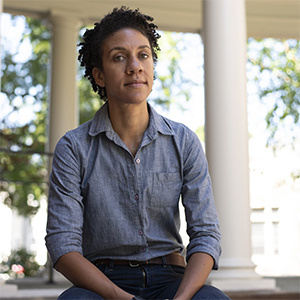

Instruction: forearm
[55,251,133,300]
[173,252,214,300]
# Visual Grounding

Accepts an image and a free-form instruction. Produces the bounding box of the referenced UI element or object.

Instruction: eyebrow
[108,45,151,55]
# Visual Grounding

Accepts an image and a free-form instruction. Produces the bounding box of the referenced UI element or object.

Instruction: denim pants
[58,259,231,300]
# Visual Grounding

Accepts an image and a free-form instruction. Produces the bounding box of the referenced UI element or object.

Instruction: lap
[59,284,230,300]
[58,264,230,300]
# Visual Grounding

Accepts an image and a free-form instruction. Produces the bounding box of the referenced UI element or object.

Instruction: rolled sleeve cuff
[186,238,221,270]
[45,233,83,267]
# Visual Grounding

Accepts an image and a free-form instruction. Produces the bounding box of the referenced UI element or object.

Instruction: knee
[192,284,231,300]
[58,286,104,300]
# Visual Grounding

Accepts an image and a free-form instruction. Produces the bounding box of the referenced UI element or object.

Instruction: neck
[108,101,149,156]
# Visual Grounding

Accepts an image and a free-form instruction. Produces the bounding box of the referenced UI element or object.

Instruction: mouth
[124,80,146,88]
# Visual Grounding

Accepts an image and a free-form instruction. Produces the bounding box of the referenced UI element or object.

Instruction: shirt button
[134,194,139,200]
[138,230,143,236]
[140,247,146,252]
[135,158,140,164]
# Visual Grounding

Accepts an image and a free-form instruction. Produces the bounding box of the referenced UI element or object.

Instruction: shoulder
[166,116,195,136]
[53,119,94,163]
[58,102,109,145]
[57,119,93,147]
[153,112,204,164]
[159,113,201,147]
[149,103,198,141]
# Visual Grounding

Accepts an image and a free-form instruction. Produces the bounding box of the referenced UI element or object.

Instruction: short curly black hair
[78,6,161,101]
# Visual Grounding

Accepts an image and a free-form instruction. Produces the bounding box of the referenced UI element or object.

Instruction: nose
[126,56,143,74]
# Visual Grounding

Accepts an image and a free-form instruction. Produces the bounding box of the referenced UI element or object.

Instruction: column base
[210,278,276,292]
[207,258,277,291]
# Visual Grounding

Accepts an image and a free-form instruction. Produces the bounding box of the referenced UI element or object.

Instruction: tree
[0,16,50,216]
[247,38,300,149]
[149,31,197,110]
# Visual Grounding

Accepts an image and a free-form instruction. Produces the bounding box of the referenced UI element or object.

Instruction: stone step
[226,290,300,300]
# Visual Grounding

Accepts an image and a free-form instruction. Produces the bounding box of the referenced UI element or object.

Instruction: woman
[46,6,230,300]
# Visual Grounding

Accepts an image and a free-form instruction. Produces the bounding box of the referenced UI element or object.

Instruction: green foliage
[0,248,42,278]
[77,64,104,125]
[149,32,197,110]
[77,26,104,124]
[291,170,300,182]
[195,125,205,141]
[247,38,300,148]
[1,15,50,216]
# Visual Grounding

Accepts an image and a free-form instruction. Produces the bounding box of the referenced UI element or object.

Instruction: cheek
[146,64,154,81]
[148,69,154,87]
[148,76,154,89]
[101,62,123,80]
[103,72,121,91]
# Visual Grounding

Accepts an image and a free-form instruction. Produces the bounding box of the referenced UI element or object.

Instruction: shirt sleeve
[181,129,221,269]
[45,131,84,267]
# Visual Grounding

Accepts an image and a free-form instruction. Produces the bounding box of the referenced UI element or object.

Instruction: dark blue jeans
[58,261,230,299]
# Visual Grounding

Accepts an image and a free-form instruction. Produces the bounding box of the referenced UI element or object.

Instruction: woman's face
[93,28,154,106]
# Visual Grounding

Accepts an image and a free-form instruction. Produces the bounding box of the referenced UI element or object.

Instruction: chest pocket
[151,172,182,207]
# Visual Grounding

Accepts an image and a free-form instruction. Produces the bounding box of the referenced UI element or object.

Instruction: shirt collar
[89,102,174,138]
[89,102,113,136]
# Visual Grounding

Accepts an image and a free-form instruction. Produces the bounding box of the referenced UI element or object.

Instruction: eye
[113,55,125,62]
[139,52,149,60]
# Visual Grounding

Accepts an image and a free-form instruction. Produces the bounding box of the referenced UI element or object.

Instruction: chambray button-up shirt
[45,102,221,269]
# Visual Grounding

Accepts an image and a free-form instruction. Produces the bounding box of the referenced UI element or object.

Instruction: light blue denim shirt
[45,102,221,269]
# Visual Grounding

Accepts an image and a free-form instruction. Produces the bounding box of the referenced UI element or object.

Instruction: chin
[125,93,151,104]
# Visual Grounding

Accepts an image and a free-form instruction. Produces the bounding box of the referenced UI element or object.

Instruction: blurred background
[0,0,299,295]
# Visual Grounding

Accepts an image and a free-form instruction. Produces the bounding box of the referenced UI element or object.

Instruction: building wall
[250,139,300,276]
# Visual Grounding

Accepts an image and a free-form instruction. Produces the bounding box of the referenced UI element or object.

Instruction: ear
[92,67,105,87]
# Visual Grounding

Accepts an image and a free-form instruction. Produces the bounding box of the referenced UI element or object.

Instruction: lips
[124,80,146,87]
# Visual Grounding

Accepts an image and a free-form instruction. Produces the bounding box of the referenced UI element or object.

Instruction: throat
[107,101,150,156]
[121,135,143,157]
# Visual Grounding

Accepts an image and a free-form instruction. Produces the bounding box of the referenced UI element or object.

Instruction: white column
[48,14,80,153]
[203,0,275,290]
[46,13,81,284]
